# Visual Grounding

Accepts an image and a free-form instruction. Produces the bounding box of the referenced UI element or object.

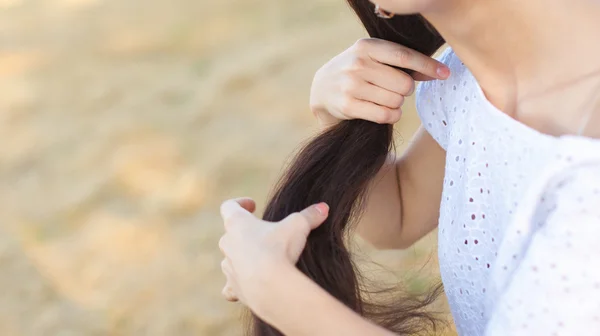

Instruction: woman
[219,0,600,334]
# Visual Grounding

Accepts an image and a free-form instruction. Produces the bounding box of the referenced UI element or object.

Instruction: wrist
[312,107,339,128]
[250,262,300,322]
[309,85,340,129]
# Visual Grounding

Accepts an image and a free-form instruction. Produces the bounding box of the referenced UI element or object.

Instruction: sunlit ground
[0,0,455,334]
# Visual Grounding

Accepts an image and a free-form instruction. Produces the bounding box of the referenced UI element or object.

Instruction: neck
[423,0,600,137]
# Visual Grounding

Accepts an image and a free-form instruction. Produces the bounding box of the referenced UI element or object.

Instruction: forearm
[255,264,396,336]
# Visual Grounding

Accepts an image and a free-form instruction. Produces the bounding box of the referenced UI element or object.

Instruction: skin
[309,37,449,249]
[414,0,600,136]
[310,38,450,126]
[219,0,600,334]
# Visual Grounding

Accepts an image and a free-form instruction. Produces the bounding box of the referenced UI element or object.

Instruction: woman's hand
[310,38,450,126]
[218,198,329,310]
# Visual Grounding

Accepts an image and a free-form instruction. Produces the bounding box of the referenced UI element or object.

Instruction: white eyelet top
[416,48,600,335]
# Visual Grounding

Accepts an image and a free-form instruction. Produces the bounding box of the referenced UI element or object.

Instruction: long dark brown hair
[249,1,446,335]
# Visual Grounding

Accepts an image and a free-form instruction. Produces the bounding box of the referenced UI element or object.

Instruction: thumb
[235,197,256,213]
[297,202,329,230]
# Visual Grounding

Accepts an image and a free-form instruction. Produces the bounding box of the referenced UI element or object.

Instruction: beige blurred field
[0,0,454,335]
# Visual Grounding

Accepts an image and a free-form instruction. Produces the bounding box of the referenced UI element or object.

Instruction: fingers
[289,202,329,230]
[347,81,405,110]
[341,98,402,124]
[222,286,238,302]
[221,197,256,215]
[220,198,256,227]
[361,61,415,95]
[411,72,438,82]
[360,38,450,80]
[218,235,226,253]
[221,258,232,277]
[220,259,239,302]
[235,198,257,213]
[300,203,329,229]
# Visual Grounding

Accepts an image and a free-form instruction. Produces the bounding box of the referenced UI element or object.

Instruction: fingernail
[315,202,329,216]
[437,65,450,79]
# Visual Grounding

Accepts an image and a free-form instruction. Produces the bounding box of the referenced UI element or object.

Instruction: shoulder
[419,47,474,92]
[415,47,470,97]
[415,47,473,149]
[415,46,473,109]
[437,47,465,73]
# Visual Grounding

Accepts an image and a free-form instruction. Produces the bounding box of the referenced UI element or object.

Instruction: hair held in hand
[248,1,446,335]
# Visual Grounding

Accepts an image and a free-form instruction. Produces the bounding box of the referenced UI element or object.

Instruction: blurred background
[0,0,454,334]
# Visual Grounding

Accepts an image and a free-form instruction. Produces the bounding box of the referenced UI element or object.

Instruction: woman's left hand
[218,198,329,309]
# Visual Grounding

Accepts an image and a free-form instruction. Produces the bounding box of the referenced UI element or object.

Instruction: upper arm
[485,163,600,335]
[355,126,446,250]
[354,51,454,250]
[396,126,446,247]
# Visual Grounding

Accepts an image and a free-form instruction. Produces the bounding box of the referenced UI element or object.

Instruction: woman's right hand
[310,38,450,126]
